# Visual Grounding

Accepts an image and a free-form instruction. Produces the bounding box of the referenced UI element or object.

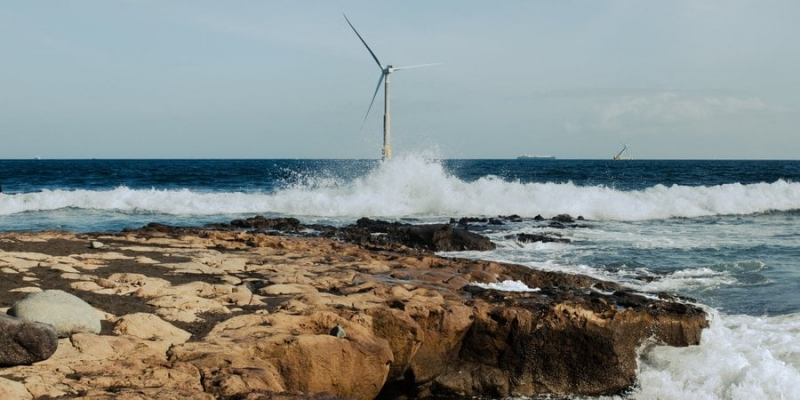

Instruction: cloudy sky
[1,1,798,159]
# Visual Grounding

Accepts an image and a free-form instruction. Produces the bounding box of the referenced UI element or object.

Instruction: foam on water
[630,310,800,399]
[1,155,798,221]
[471,280,541,292]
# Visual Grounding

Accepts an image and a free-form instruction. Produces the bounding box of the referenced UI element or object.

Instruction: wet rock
[499,214,523,222]
[551,214,575,223]
[0,314,58,366]
[328,218,496,252]
[230,216,302,232]
[456,217,488,225]
[511,233,571,244]
[7,290,101,337]
[405,224,496,251]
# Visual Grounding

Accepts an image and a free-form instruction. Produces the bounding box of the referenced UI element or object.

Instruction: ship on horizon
[517,154,556,160]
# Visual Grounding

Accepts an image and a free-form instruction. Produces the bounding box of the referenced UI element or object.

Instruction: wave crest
[1,156,798,221]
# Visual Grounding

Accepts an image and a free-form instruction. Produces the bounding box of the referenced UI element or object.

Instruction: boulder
[0,314,58,366]
[405,224,496,251]
[7,290,101,337]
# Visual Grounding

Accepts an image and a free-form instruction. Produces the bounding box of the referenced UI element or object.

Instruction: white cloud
[597,91,768,129]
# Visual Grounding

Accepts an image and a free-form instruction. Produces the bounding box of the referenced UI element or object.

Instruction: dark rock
[499,214,523,222]
[0,314,59,366]
[511,233,571,244]
[230,216,302,232]
[124,222,188,234]
[330,325,346,338]
[533,214,545,221]
[405,224,496,252]
[325,218,496,252]
[457,217,488,226]
[551,214,575,223]
[423,287,707,397]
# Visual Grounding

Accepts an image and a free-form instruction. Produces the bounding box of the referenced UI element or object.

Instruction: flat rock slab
[0,314,58,366]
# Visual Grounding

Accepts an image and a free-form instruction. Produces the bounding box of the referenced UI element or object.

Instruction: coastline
[0,222,708,399]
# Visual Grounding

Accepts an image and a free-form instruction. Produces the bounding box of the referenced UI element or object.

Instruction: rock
[404,224,496,251]
[0,377,32,399]
[0,228,708,399]
[90,241,104,249]
[511,233,571,244]
[230,216,303,232]
[330,324,346,338]
[7,290,101,337]
[456,217,488,225]
[0,314,58,366]
[500,214,523,222]
[113,313,192,344]
[551,214,575,223]
[420,289,708,398]
[325,218,496,252]
[171,312,394,400]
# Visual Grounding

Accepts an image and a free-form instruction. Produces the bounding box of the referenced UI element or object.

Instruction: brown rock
[0,314,59,366]
[0,229,707,399]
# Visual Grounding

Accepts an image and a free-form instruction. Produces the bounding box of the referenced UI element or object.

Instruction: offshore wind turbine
[344,14,437,161]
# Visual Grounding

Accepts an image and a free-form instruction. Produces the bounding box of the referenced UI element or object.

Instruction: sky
[1,1,799,159]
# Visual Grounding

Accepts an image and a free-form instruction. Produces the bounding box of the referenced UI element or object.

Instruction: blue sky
[1,1,798,159]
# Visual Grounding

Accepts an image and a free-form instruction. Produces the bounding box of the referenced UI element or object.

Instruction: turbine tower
[344,14,437,161]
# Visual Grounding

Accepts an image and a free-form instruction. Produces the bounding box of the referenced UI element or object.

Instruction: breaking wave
[0,155,798,221]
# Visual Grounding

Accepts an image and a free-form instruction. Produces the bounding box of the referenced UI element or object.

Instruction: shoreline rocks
[0,223,708,399]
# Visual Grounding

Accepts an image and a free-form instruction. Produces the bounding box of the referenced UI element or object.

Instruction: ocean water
[1,156,799,399]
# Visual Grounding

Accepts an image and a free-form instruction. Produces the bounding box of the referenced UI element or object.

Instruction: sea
[1,156,799,399]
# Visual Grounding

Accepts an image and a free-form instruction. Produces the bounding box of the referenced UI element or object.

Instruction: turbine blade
[343,14,383,70]
[361,72,386,128]
[392,63,441,71]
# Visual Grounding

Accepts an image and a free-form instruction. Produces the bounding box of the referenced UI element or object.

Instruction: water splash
[1,154,798,221]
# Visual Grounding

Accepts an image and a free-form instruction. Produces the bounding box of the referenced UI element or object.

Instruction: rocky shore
[0,218,708,399]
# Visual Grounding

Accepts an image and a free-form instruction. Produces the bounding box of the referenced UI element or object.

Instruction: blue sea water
[1,156,799,399]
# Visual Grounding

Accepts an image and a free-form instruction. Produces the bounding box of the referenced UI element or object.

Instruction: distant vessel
[613,145,633,161]
[517,154,556,160]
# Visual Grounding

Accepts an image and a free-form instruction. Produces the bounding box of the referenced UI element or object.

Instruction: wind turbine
[344,14,437,161]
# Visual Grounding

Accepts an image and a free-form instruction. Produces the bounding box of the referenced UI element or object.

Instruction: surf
[1,155,799,222]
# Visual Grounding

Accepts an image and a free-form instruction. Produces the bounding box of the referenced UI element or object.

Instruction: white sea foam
[630,310,800,399]
[471,280,540,292]
[1,155,798,221]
